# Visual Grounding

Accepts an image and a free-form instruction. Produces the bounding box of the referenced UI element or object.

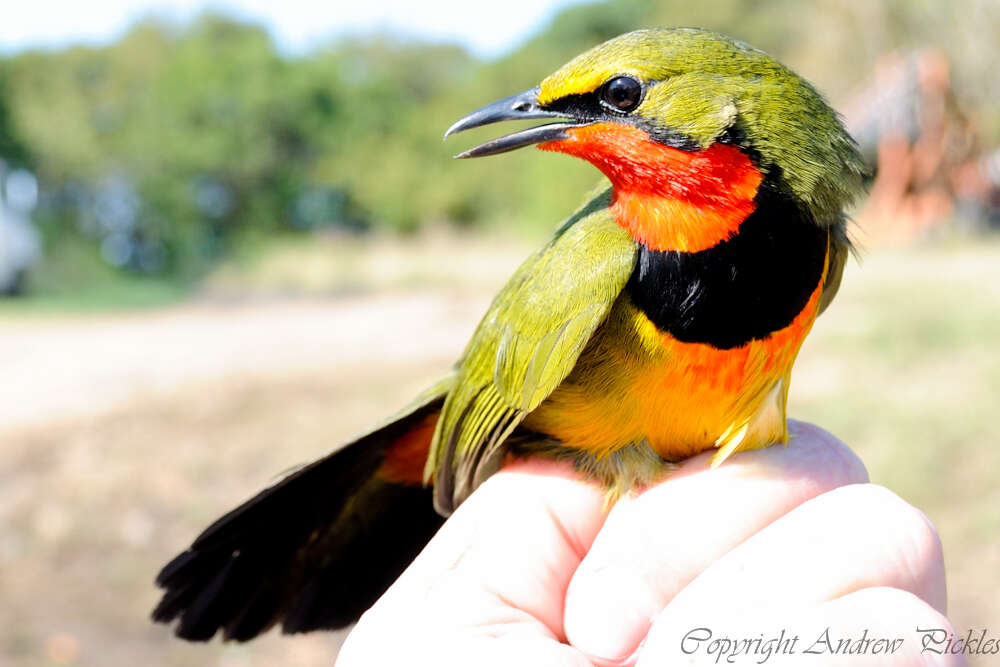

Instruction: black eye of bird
[599,76,643,113]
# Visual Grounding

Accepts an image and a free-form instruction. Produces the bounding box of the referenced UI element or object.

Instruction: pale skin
[336,421,965,667]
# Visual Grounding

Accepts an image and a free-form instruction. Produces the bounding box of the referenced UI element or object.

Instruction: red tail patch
[377,412,438,486]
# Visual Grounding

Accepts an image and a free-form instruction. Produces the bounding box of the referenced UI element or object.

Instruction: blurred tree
[0,0,997,291]
[0,70,31,167]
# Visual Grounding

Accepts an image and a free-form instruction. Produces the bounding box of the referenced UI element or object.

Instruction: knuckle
[838,484,940,550]
[823,436,870,485]
[825,484,945,607]
[787,420,869,484]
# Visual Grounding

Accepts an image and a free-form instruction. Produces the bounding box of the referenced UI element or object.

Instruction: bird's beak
[444,88,584,159]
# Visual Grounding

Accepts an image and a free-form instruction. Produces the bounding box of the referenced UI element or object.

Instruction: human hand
[336,421,963,666]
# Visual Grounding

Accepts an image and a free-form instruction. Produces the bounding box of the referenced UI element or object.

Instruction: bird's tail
[152,380,449,642]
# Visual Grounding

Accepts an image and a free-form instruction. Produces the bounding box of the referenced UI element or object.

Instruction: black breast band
[625,186,828,350]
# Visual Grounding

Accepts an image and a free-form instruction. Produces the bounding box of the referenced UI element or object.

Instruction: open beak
[444,88,585,159]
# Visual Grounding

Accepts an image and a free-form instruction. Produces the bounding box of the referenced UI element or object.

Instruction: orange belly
[522,270,825,461]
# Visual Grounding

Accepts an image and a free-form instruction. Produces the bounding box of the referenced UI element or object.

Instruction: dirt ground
[2,239,998,666]
[1,290,485,667]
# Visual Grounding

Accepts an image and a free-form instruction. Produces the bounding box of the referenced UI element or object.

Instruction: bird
[152,27,865,642]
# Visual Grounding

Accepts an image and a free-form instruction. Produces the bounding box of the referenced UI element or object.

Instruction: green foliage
[0,72,32,168]
[0,1,997,292]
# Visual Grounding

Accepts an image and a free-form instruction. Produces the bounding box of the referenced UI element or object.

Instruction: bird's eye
[599,76,643,113]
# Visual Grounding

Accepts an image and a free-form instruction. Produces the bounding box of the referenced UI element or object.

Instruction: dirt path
[0,292,486,434]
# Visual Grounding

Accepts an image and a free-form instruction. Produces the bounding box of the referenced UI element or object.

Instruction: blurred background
[1,0,998,665]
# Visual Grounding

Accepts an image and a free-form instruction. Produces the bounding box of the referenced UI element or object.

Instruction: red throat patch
[539,123,763,252]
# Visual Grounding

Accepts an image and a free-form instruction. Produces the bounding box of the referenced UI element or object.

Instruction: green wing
[818,220,852,316]
[427,189,637,514]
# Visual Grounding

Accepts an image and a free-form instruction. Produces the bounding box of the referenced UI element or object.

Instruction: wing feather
[427,190,637,513]
[818,221,851,315]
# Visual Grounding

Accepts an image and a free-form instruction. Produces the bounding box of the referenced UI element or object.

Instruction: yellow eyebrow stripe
[538,67,623,105]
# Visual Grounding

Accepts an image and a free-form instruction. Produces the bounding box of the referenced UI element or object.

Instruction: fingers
[339,423,951,667]
[637,484,947,664]
[661,483,945,618]
[352,458,608,649]
[423,458,609,637]
[564,421,869,664]
[636,587,966,666]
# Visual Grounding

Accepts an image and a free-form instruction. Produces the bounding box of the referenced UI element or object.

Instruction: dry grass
[1,357,453,667]
[1,236,998,666]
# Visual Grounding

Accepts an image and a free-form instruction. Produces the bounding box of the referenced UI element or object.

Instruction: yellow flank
[522,255,828,463]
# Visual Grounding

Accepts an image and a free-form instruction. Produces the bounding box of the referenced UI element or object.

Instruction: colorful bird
[153,27,865,642]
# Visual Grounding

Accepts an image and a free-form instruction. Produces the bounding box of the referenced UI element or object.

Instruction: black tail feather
[282,483,442,632]
[153,395,445,642]
[225,585,282,642]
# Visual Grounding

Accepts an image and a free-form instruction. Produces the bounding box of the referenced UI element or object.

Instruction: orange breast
[521,259,827,460]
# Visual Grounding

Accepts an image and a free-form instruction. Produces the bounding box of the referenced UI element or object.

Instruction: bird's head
[446,28,865,252]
